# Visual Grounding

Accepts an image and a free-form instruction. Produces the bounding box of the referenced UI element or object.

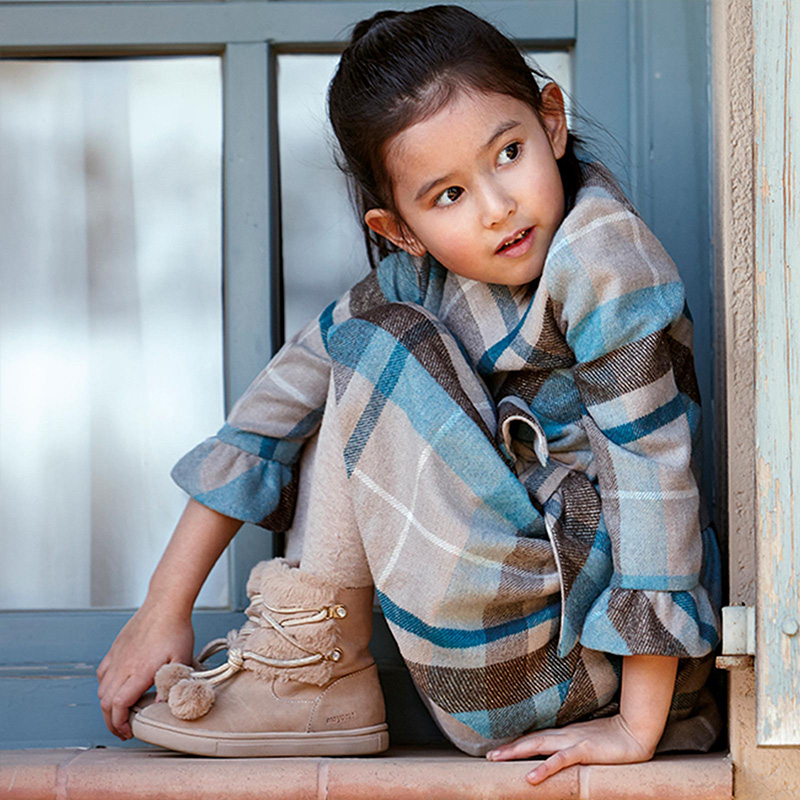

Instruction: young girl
[97,5,721,785]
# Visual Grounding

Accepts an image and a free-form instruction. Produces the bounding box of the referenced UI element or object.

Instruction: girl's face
[365,85,568,287]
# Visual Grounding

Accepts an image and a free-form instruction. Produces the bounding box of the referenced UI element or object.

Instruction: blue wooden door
[0,0,714,748]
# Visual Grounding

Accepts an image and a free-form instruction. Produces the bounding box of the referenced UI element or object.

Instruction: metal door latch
[716,604,755,670]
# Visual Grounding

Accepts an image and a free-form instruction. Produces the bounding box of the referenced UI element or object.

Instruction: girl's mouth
[496,227,534,256]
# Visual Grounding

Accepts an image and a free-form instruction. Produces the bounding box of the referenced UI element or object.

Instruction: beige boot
[130,559,389,757]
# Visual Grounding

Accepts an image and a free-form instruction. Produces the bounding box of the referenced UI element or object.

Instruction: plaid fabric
[172,163,721,743]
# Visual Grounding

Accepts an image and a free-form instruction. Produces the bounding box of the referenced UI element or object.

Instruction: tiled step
[1,746,732,800]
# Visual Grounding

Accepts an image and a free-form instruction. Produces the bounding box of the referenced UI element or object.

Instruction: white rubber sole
[131,712,390,757]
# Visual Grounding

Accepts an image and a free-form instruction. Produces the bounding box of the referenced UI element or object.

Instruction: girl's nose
[480,182,516,228]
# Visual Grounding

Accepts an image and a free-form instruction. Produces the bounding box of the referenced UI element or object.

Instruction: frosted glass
[278,54,369,339]
[278,51,573,339]
[0,58,227,609]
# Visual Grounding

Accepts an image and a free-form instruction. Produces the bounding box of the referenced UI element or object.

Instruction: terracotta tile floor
[0,746,732,800]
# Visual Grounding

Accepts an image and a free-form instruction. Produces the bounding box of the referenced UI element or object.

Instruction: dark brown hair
[328,5,586,269]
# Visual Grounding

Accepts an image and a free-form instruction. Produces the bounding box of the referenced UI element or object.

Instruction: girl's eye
[434,186,463,207]
[498,142,521,165]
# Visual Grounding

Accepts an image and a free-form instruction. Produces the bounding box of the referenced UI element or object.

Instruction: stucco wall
[712,0,800,795]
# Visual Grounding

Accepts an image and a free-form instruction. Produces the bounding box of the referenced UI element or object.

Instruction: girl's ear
[539,83,568,161]
[364,208,427,257]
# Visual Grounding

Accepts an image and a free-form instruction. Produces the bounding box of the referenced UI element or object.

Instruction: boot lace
[186,594,347,689]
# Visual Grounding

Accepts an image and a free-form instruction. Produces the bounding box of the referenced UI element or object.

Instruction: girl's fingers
[486,738,536,761]
[109,673,150,740]
[99,676,127,739]
[111,699,133,741]
[109,676,134,738]
[97,661,127,723]
[526,743,586,785]
[97,661,119,701]
[487,733,568,761]
[487,721,598,761]
[99,670,139,739]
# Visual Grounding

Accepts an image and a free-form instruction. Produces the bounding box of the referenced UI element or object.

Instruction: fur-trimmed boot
[130,559,388,757]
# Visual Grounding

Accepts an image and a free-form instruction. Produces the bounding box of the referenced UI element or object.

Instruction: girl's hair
[328,4,585,269]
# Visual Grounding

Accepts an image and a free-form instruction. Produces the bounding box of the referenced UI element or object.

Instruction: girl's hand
[97,602,194,740]
[488,654,677,784]
[96,499,242,740]
[485,714,659,785]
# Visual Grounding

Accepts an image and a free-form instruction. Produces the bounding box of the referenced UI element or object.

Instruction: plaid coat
[173,163,721,740]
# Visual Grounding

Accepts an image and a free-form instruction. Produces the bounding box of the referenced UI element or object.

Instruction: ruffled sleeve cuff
[579,584,720,657]
[171,430,301,532]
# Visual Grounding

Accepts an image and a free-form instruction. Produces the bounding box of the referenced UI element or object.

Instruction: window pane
[278,52,573,339]
[0,58,227,609]
[278,54,369,339]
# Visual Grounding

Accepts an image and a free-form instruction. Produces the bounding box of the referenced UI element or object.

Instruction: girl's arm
[96,499,242,740]
[486,654,678,783]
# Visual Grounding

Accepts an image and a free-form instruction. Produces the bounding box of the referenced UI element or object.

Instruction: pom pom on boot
[168,678,215,720]
[154,663,193,701]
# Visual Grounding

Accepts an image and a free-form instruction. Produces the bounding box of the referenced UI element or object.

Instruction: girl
[97,5,721,785]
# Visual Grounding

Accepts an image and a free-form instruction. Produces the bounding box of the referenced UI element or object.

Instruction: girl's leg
[296,343,519,753]
[296,378,373,589]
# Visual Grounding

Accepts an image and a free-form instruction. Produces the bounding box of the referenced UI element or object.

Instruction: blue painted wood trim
[753,0,800,747]
[0,1,575,51]
[223,42,272,411]
[574,0,631,186]
[221,42,277,599]
[0,610,243,666]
